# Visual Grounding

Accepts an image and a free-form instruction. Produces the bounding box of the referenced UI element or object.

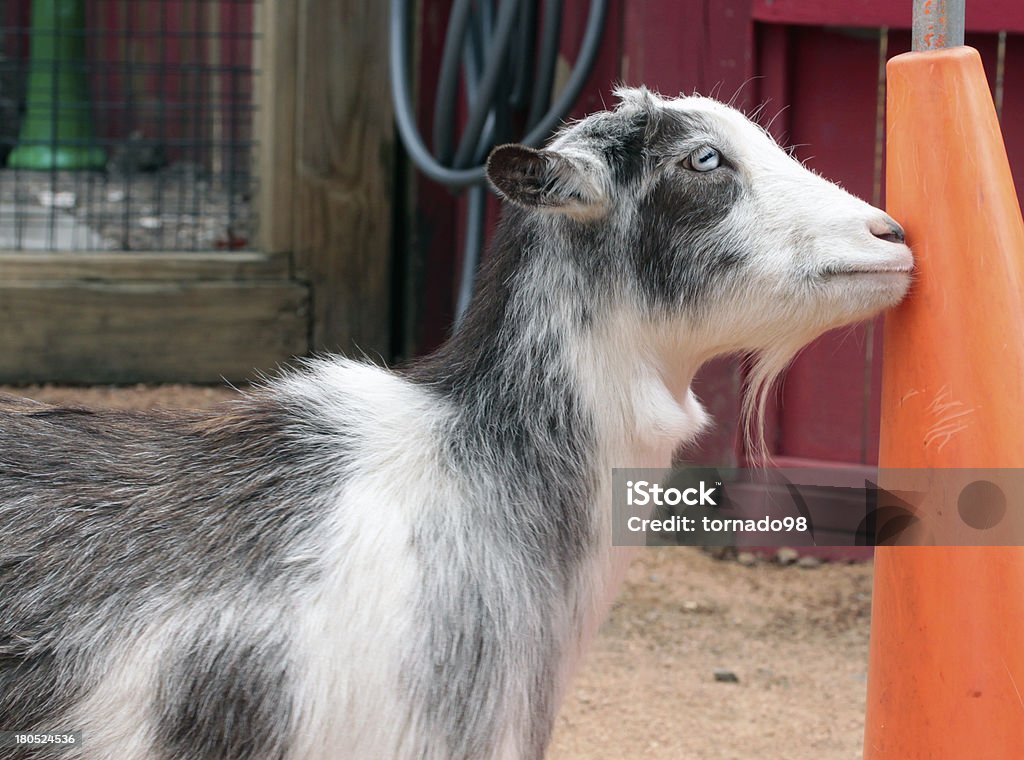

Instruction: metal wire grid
[0,0,257,252]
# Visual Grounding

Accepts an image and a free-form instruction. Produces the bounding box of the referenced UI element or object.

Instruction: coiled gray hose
[389,0,608,324]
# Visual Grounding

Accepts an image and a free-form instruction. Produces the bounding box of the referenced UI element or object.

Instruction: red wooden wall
[757,13,1024,471]
[413,0,1024,472]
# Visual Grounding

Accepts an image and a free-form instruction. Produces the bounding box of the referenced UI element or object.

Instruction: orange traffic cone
[864,46,1024,758]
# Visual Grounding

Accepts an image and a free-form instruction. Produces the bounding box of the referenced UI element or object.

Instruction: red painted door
[752,3,1024,469]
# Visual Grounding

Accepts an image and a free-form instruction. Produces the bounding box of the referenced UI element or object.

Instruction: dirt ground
[4,384,874,760]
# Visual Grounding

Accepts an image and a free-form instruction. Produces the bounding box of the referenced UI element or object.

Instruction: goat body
[0,88,912,760]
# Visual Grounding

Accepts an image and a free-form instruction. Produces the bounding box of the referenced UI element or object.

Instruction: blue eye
[686,146,721,172]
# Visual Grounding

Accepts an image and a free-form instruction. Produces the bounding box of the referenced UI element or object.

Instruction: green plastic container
[8,0,105,170]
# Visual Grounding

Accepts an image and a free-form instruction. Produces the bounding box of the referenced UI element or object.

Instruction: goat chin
[0,87,910,760]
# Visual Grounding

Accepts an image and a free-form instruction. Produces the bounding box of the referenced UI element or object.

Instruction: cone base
[7,144,106,171]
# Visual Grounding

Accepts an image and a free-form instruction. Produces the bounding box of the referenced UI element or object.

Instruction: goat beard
[740,336,820,465]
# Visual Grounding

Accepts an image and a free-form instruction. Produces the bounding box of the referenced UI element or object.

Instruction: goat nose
[869,216,906,245]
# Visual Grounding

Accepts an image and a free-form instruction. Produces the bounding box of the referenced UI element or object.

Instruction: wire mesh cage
[0,0,257,252]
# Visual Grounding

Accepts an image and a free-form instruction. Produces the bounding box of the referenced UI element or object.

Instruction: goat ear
[486,144,607,219]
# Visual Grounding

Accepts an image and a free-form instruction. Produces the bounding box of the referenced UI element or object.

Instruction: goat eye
[685,147,721,172]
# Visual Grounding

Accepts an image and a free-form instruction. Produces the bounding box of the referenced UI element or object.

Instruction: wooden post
[293,0,394,356]
[255,0,298,255]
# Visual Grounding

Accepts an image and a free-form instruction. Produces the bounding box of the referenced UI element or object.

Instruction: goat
[0,87,912,760]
